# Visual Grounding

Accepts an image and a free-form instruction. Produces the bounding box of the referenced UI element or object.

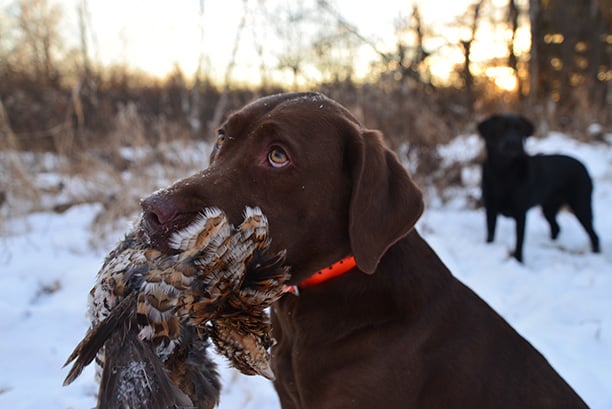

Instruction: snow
[1,132,611,408]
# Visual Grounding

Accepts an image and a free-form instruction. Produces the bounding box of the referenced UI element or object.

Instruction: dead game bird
[63,206,290,409]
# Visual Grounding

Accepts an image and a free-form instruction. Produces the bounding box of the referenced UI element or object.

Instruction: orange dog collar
[283,255,357,295]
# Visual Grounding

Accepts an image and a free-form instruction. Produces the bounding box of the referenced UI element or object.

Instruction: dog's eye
[215,132,225,150]
[268,147,289,168]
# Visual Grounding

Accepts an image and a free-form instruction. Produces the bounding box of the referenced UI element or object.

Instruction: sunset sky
[56,0,529,89]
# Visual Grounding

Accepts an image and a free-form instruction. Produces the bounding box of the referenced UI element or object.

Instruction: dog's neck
[283,255,356,295]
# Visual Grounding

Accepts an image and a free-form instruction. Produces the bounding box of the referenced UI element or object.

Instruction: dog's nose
[140,195,178,232]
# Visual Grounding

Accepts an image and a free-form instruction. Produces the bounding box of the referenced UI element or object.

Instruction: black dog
[478,114,600,262]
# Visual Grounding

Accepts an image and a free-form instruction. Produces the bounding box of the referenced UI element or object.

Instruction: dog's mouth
[136,211,202,255]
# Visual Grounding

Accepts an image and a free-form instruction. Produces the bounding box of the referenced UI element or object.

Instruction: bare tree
[528,0,540,106]
[250,4,270,90]
[208,0,249,131]
[459,0,484,107]
[190,0,206,133]
[506,0,523,97]
[528,0,610,126]
[309,7,360,84]
[272,0,313,89]
[77,0,90,74]
[15,0,63,85]
[390,4,432,86]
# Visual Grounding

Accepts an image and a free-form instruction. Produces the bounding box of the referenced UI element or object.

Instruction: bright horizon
[57,0,530,90]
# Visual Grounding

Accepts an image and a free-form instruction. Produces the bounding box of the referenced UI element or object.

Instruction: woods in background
[0,0,609,156]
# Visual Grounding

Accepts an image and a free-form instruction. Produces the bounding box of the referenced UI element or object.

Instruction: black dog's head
[477,114,534,158]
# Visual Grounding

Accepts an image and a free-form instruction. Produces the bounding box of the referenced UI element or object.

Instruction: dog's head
[477,114,534,158]
[139,92,423,281]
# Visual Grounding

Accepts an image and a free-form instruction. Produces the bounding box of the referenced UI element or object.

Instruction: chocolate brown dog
[141,93,588,408]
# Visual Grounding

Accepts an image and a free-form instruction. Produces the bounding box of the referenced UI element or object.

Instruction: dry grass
[2,81,608,245]
[0,104,212,248]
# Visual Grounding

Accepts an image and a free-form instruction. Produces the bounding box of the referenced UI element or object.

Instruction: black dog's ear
[348,130,424,274]
[477,115,499,138]
[517,116,534,138]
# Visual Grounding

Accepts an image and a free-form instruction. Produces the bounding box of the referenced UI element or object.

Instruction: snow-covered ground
[1,132,610,409]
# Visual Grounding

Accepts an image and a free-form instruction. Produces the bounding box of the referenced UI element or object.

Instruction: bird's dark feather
[63,292,137,386]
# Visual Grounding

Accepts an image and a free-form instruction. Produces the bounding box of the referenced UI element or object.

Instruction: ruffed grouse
[63,207,290,409]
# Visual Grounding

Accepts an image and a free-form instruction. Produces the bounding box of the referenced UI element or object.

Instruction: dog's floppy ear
[348,130,424,274]
[517,116,534,138]
[477,115,498,138]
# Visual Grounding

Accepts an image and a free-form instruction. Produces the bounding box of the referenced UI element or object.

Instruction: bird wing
[96,327,193,409]
[63,291,137,386]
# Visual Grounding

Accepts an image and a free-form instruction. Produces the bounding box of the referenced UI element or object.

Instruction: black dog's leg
[542,202,561,240]
[486,206,497,243]
[570,200,601,253]
[589,230,601,253]
[513,212,526,262]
